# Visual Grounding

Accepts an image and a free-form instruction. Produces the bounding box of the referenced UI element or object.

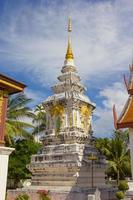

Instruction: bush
[15,194,29,200]
[115,191,125,199]
[118,180,129,192]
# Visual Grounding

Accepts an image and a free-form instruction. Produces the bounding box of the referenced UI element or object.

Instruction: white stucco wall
[0,147,14,200]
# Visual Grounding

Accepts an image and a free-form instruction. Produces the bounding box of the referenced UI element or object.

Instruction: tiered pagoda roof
[113,64,133,129]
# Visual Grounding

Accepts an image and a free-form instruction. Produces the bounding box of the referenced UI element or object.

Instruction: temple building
[27,18,106,199]
[113,64,133,199]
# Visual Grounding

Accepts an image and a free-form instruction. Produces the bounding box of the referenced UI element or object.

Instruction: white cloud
[0,0,133,137]
[0,0,133,87]
[25,88,46,106]
[93,82,128,137]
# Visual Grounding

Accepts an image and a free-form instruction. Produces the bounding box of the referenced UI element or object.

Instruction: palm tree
[6,93,35,143]
[94,130,131,184]
[105,131,130,184]
[32,104,46,136]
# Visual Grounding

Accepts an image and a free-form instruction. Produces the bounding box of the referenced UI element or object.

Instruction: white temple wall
[65,110,68,127]
[77,110,81,128]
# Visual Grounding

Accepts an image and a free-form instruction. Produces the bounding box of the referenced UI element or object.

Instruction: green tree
[94,130,131,184]
[6,93,35,142]
[32,104,46,135]
[8,138,41,188]
[94,137,111,157]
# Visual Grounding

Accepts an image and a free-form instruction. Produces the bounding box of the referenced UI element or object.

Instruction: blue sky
[0,0,133,137]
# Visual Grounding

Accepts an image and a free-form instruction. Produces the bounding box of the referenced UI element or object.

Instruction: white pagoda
[28,18,106,198]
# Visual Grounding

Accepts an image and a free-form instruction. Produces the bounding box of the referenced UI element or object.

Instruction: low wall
[7,189,87,200]
[7,187,117,200]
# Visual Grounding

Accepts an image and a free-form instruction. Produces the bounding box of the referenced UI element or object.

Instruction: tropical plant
[6,93,35,142]
[32,104,46,135]
[15,194,29,200]
[94,130,131,184]
[8,138,41,188]
[115,191,125,200]
[118,180,129,192]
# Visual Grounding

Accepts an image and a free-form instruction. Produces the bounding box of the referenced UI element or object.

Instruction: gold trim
[0,80,23,91]
[65,17,74,60]
[65,36,74,60]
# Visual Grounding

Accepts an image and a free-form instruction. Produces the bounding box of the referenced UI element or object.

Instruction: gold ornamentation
[50,104,64,117]
[65,17,74,60]
[80,105,92,130]
[80,105,91,117]
[74,111,77,126]
[65,36,74,60]
[0,80,23,91]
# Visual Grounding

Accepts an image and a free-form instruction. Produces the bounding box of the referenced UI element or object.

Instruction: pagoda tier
[52,81,86,94]
[58,72,80,82]
[28,143,106,189]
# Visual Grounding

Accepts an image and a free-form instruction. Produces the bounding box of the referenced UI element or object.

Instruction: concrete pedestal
[0,146,14,200]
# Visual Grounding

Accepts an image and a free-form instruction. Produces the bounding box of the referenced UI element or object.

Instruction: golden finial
[65,17,74,60]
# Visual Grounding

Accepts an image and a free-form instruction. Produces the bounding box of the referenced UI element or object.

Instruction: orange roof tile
[117,96,133,128]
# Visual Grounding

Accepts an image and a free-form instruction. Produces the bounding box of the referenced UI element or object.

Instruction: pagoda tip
[68,16,72,32]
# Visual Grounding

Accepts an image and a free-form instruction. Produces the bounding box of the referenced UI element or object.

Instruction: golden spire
[68,16,72,32]
[65,17,74,60]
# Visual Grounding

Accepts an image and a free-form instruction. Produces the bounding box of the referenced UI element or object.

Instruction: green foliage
[6,93,35,142]
[118,180,129,192]
[8,138,41,188]
[94,137,111,156]
[94,130,131,184]
[15,194,29,200]
[115,191,125,199]
[32,104,46,135]
[40,196,51,200]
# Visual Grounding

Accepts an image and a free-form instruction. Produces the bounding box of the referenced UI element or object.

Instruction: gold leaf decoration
[50,104,64,117]
[80,105,91,117]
